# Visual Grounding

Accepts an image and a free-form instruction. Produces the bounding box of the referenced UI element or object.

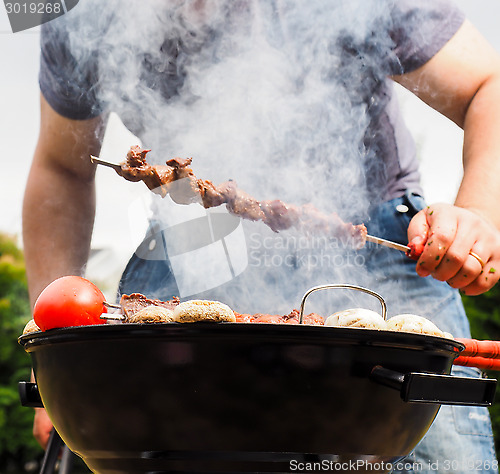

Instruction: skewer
[102,301,126,321]
[100,313,126,321]
[365,234,410,253]
[104,302,122,310]
[90,155,122,173]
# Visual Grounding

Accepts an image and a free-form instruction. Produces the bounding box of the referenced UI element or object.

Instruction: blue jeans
[365,192,498,474]
[118,191,497,473]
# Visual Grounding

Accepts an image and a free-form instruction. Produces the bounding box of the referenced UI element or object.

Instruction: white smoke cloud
[60,0,406,313]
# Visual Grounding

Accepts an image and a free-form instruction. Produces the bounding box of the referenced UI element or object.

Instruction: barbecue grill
[19,285,497,473]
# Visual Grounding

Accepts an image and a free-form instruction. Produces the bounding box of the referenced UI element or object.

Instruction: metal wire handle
[299,284,387,324]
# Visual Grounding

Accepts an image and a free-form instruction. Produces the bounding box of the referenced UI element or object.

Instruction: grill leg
[39,429,64,474]
[59,445,75,474]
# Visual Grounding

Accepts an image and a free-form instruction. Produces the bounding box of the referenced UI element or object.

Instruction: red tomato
[33,276,107,331]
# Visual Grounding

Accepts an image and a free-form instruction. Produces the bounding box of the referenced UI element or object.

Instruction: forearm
[22,95,107,306]
[22,154,96,307]
[455,73,500,230]
[392,20,500,232]
[23,141,99,451]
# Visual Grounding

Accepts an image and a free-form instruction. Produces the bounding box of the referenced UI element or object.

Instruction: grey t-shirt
[39,0,464,206]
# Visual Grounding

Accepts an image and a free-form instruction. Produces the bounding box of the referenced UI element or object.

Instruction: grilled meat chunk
[120,293,180,319]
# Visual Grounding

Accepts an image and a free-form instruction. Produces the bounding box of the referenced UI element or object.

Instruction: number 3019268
[5,2,62,14]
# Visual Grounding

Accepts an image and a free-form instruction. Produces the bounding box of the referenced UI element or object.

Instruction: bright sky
[1,1,500,288]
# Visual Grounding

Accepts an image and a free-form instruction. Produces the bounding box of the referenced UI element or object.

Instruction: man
[23,0,500,472]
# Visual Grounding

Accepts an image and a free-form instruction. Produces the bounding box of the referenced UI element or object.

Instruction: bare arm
[22,94,107,306]
[393,20,500,294]
[23,94,107,448]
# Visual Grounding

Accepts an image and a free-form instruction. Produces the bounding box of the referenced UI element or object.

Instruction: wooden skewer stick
[104,302,122,309]
[101,302,126,321]
[100,314,126,321]
[365,234,410,254]
[90,155,122,173]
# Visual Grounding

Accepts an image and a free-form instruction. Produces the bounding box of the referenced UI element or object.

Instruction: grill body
[20,323,466,473]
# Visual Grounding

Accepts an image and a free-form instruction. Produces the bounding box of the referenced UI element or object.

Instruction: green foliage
[0,234,42,472]
[462,285,500,341]
[462,285,500,459]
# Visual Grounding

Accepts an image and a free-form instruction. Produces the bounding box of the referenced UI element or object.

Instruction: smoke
[58,0,410,314]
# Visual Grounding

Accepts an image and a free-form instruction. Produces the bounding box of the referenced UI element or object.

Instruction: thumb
[406,209,429,260]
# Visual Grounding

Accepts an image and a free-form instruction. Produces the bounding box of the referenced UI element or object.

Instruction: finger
[431,220,480,282]
[33,408,53,450]
[469,251,487,268]
[33,426,50,450]
[407,209,429,249]
[446,251,485,288]
[461,263,500,295]
[33,426,51,450]
[414,206,458,278]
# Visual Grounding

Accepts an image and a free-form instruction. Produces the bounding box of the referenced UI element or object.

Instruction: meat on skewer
[108,145,368,248]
